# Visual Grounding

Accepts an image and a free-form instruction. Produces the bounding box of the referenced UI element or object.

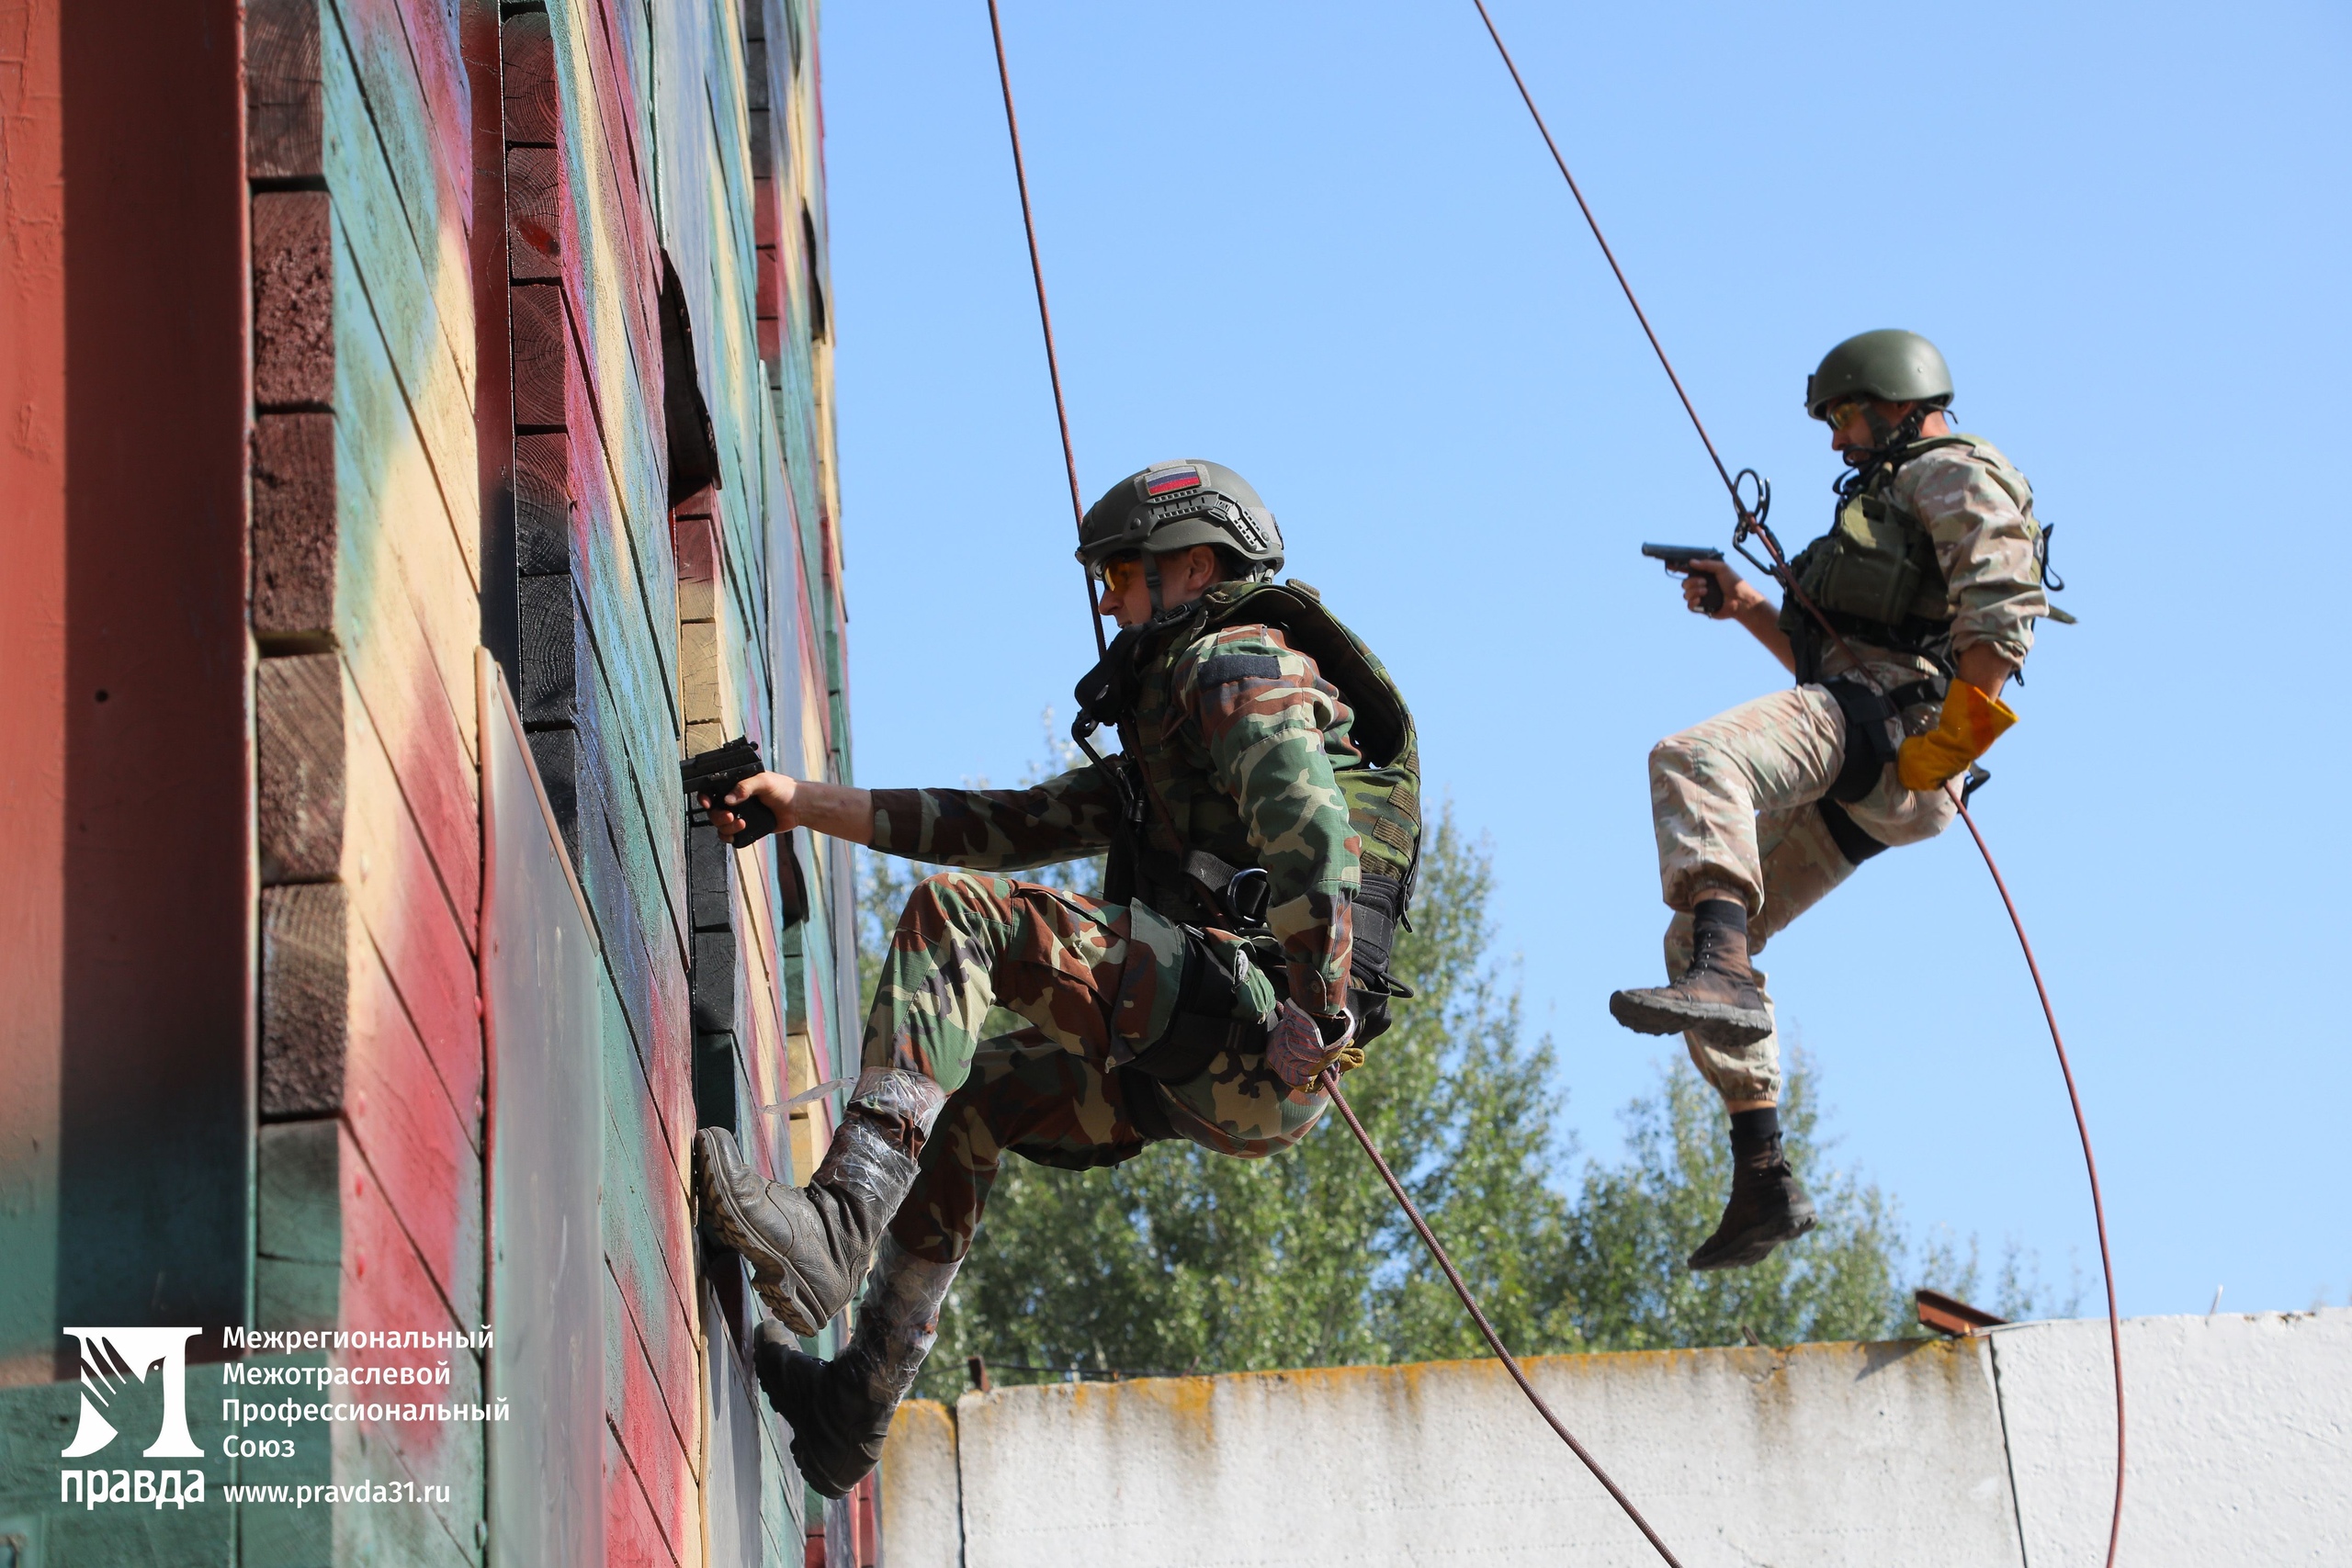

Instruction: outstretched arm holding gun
[682,737,873,849]
[1643,542,1795,675]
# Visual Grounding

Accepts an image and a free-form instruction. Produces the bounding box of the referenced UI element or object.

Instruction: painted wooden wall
[0,0,868,1562]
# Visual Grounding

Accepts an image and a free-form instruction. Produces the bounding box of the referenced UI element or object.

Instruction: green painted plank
[322,4,479,581]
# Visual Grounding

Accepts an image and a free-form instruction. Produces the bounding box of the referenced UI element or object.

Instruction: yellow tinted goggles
[1092,553,1145,592]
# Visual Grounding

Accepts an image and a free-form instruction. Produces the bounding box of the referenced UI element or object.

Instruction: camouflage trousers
[1649,676,1956,1105]
[867,871,1328,1265]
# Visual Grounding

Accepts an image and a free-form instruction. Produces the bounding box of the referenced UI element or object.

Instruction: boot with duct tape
[754,1235,960,1498]
[695,1068,944,1336]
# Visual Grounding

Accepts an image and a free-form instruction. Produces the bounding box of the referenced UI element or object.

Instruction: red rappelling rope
[1466,6,2126,1563]
[1321,1074,1688,1567]
[984,0,1107,658]
[1949,796,2127,1563]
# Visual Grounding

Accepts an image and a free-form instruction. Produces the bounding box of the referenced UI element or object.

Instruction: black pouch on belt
[1820,678,1903,804]
[1347,874,1415,1047]
[1125,926,1271,1085]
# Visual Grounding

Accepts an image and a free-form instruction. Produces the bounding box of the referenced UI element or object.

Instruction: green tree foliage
[855,800,2063,1404]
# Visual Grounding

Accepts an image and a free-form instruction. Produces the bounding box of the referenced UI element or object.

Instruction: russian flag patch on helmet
[1143,465,1202,499]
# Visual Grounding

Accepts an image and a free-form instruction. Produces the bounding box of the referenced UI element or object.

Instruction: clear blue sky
[818,0,2350,1319]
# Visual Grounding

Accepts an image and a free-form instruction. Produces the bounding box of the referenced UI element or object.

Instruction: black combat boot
[754,1235,961,1498]
[695,1068,944,1337]
[1609,898,1772,1046]
[1687,1107,1817,1271]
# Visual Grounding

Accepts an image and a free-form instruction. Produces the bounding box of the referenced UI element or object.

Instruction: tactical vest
[1072,579,1421,985]
[1779,434,2043,683]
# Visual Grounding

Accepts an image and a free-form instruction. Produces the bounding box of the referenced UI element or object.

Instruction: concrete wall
[881,1309,2352,1568]
[1993,1308,2351,1566]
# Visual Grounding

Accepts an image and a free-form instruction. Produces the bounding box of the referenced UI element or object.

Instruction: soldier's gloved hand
[1266,1001,1355,1089]
[1897,681,2018,792]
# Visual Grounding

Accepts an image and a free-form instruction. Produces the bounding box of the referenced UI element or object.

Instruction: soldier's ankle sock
[1728,1105,1781,1151]
[1693,897,1747,935]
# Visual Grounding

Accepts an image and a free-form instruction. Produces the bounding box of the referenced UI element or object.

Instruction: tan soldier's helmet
[1805,330,1953,419]
[1076,460,1284,580]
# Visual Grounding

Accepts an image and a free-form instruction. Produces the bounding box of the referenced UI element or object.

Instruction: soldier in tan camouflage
[1611,331,2062,1270]
[691,459,1420,1495]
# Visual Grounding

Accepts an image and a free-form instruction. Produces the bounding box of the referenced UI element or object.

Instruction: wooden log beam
[257,652,345,883]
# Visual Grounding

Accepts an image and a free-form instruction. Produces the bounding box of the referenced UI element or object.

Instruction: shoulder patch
[1196,652,1284,686]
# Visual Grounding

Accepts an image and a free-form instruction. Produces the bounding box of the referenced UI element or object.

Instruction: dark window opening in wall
[659,252,722,503]
[799,204,828,343]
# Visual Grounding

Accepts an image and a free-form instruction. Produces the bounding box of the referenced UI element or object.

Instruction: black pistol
[681,736,778,848]
[1642,542,1726,615]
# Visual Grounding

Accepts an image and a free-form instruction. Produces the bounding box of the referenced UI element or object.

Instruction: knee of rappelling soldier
[898,869,989,933]
[1648,728,1714,786]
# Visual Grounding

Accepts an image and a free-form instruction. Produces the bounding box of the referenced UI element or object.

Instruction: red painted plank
[333,0,472,255]
[345,920,481,1322]
[338,1123,480,1465]
[605,1257,695,1503]
[387,0,473,223]
[342,660,483,1102]
[604,1419,681,1568]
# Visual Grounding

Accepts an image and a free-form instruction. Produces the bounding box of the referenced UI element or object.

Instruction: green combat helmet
[1804,329,1953,419]
[1077,459,1284,579]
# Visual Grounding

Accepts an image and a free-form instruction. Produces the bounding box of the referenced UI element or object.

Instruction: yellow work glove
[1897,681,2018,792]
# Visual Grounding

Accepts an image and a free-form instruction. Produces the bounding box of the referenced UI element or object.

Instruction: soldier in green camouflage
[692,460,1420,1495]
[1611,331,2063,1271]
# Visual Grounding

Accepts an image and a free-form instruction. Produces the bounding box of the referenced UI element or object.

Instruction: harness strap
[1171,848,1404,978]
[1815,676,1945,863]
[1821,676,1946,803]
[1815,799,1890,866]
[1821,680,1901,804]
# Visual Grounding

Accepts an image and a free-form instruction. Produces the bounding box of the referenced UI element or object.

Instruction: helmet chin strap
[1838,402,1937,498]
[1142,552,1164,614]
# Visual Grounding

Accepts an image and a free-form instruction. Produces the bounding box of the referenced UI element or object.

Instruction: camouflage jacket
[1814,433,2052,682]
[869,595,1381,1016]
